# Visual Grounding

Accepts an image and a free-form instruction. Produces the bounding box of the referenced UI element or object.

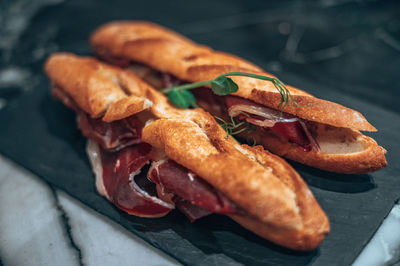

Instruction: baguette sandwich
[45,53,329,250]
[90,21,387,174]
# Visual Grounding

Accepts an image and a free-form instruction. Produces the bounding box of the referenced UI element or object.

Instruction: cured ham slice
[53,86,144,152]
[161,72,184,88]
[78,113,143,151]
[61,80,239,221]
[148,159,238,215]
[226,95,319,151]
[83,115,238,221]
[87,145,239,220]
[87,140,174,217]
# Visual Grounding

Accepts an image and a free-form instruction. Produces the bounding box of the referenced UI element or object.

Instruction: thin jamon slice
[88,141,174,217]
[78,112,143,151]
[53,86,144,151]
[161,72,185,88]
[226,95,318,150]
[148,159,238,215]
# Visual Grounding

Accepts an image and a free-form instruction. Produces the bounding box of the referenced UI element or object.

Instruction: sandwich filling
[54,87,239,221]
[126,64,320,152]
[224,95,319,151]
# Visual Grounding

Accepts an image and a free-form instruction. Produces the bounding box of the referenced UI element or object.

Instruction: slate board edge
[1,147,396,266]
[348,199,398,266]
[0,150,191,266]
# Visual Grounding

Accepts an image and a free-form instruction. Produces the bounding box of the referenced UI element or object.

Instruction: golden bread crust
[45,53,152,120]
[45,53,329,250]
[231,145,330,250]
[90,21,387,173]
[141,118,301,228]
[90,21,375,131]
[246,126,387,174]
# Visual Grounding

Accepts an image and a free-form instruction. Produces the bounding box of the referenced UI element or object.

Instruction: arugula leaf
[210,76,239,96]
[162,71,300,112]
[161,71,303,141]
[167,88,198,108]
[181,90,198,108]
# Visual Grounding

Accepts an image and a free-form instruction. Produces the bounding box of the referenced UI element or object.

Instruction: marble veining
[0,0,61,111]
[57,190,179,266]
[0,0,63,59]
[0,156,79,266]
[0,155,180,266]
[353,203,400,266]
[50,188,84,266]
[0,67,31,89]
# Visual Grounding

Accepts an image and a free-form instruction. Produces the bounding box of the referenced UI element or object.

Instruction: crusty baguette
[247,125,387,174]
[45,53,330,250]
[90,21,387,173]
[90,21,373,131]
[45,53,154,121]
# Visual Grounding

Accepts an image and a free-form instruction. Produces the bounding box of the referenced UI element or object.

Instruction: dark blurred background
[0,0,399,114]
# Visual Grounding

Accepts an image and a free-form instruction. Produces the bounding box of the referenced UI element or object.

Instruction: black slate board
[1,0,400,265]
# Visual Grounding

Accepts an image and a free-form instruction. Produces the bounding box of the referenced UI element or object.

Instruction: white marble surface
[0,155,179,266]
[353,204,400,266]
[0,153,399,266]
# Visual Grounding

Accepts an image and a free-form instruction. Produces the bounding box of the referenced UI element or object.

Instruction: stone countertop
[0,155,179,266]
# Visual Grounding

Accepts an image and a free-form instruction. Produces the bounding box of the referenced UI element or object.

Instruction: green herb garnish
[246,136,257,147]
[167,88,198,108]
[161,72,298,111]
[214,110,256,142]
[210,76,238,96]
[161,72,298,141]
